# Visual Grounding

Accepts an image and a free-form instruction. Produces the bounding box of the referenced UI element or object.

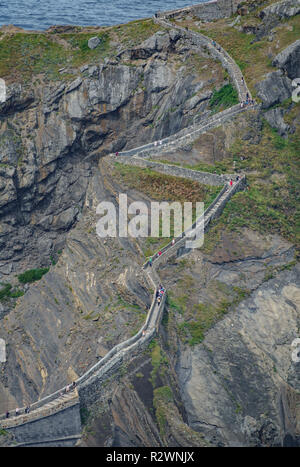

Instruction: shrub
[18,267,49,284]
[209,84,239,111]
[0,283,24,300]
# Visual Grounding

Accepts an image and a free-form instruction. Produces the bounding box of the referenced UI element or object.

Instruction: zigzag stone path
[0,12,250,443]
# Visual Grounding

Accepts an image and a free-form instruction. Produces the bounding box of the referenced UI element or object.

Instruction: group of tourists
[241,91,254,107]
[147,249,162,268]
[156,284,165,305]
[228,175,240,189]
[60,381,76,397]
[5,381,77,420]
[6,405,30,419]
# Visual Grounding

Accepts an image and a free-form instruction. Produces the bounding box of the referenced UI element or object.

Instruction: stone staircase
[154,14,252,103]
[0,389,79,429]
[0,11,250,440]
[0,174,245,433]
[116,103,256,159]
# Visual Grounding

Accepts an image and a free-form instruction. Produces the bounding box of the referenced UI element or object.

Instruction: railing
[114,104,252,158]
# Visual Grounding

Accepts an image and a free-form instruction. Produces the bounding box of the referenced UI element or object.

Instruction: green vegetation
[0,18,161,82]
[0,283,24,300]
[201,120,300,255]
[18,267,50,284]
[167,282,250,346]
[192,12,300,94]
[153,385,173,437]
[113,163,221,205]
[209,84,238,112]
[114,18,162,48]
[153,158,232,176]
[113,162,222,257]
[149,340,169,387]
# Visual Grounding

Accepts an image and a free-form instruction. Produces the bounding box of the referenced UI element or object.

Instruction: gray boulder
[260,0,300,20]
[272,39,300,79]
[131,31,172,59]
[264,107,291,136]
[255,70,292,108]
[88,36,101,50]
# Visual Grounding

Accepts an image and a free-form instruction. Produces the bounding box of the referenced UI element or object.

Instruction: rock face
[255,70,292,108]
[153,226,299,448]
[0,34,225,278]
[178,265,300,446]
[272,40,300,80]
[0,12,299,448]
[251,0,300,39]
[264,107,291,136]
[260,0,300,21]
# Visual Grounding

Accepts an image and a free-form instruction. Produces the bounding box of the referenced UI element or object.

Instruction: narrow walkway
[154,14,252,102]
[0,13,250,433]
[115,14,255,159]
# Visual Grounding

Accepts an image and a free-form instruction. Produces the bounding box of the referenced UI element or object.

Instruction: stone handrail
[140,176,245,270]
[115,103,254,158]
[0,390,79,429]
[117,155,234,185]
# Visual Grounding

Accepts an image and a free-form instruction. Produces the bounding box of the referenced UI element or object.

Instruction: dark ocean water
[0,0,206,30]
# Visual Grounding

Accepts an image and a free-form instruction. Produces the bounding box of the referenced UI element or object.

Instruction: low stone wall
[3,399,81,447]
[116,104,250,158]
[158,0,240,22]
[0,4,250,442]
[118,155,233,186]
[0,172,245,442]
[144,175,246,268]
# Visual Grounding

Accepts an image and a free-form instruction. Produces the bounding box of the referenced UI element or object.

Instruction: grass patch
[114,18,162,48]
[0,283,24,300]
[201,118,300,255]
[150,341,168,388]
[153,385,173,437]
[170,281,250,346]
[209,84,239,112]
[193,13,300,94]
[113,162,222,257]
[0,18,160,82]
